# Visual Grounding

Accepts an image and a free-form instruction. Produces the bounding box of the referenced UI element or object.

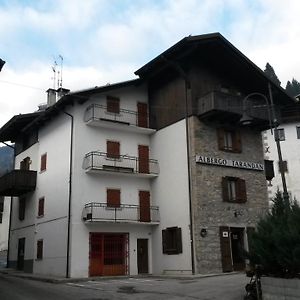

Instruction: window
[0,197,4,224]
[37,240,43,260]
[40,153,47,172]
[106,96,120,113]
[276,128,285,141]
[107,189,121,207]
[278,160,288,173]
[297,126,300,139]
[38,197,45,217]
[19,197,26,221]
[106,141,120,159]
[222,177,247,203]
[162,227,182,255]
[217,128,242,153]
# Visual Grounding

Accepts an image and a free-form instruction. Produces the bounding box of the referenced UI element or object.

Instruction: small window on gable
[276,128,285,141]
[296,126,300,139]
[38,197,45,217]
[19,197,26,221]
[107,189,121,207]
[40,153,47,172]
[106,141,120,159]
[222,177,247,203]
[278,160,288,173]
[37,239,43,260]
[106,96,120,114]
[217,128,242,153]
[162,227,182,255]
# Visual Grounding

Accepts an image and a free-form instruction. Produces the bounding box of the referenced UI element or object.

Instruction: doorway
[137,239,149,274]
[219,227,245,272]
[138,145,149,174]
[17,238,25,271]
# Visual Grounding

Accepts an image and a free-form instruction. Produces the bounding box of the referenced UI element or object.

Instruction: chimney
[56,87,70,100]
[46,88,57,107]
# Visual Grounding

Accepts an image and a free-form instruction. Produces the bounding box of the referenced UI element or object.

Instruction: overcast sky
[0,0,300,127]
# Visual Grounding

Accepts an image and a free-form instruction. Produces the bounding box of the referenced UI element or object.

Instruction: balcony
[82,202,160,225]
[84,104,155,135]
[82,151,159,177]
[0,170,37,196]
[198,91,281,128]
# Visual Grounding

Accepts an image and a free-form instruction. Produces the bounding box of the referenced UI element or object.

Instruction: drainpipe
[160,56,196,274]
[1,142,15,269]
[63,111,74,278]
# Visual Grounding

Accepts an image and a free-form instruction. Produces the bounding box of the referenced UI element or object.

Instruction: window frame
[40,153,47,172]
[276,128,285,141]
[217,128,242,153]
[36,239,43,260]
[162,226,182,255]
[222,176,247,203]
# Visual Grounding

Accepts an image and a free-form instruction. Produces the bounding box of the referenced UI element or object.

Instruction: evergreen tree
[248,191,300,278]
[285,78,300,97]
[264,63,281,86]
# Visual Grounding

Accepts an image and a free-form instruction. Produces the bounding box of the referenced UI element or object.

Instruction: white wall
[0,197,10,251]
[264,122,300,202]
[150,119,192,275]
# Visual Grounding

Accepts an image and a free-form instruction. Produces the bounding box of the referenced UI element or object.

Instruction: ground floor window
[162,226,182,255]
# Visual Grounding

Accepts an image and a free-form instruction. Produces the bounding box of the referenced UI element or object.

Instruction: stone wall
[188,116,269,274]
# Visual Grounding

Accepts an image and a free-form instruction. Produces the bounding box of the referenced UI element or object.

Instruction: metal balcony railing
[84,104,149,128]
[82,151,159,176]
[82,202,160,224]
[0,170,37,196]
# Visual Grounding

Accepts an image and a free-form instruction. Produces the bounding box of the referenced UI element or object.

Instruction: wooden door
[231,227,245,271]
[137,239,149,274]
[137,103,148,128]
[17,238,25,271]
[107,141,120,159]
[138,145,149,174]
[89,233,103,276]
[139,191,150,222]
[219,226,233,272]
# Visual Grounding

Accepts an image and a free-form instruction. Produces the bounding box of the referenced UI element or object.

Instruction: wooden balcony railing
[82,151,159,176]
[0,170,37,196]
[82,202,160,224]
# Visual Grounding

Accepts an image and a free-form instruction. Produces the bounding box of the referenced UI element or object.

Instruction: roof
[135,32,294,105]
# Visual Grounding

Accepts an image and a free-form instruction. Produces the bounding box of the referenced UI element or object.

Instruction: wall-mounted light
[200,228,207,238]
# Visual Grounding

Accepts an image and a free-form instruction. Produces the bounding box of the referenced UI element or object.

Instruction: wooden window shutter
[107,189,120,207]
[233,131,242,153]
[219,226,233,272]
[106,96,120,113]
[222,177,229,202]
[236,179,247,203]
[40,153,47,172]
[107,141,120,159]
[217,128,225,150]
[38,197,45,217]
[37,240,43,259]
[162,229,167,254]
[176,227,183,254]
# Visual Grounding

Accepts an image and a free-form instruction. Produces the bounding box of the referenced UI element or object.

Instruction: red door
[138,145,149,174]
[137,103,148,128]
[89,233,103,276]
[139,191,150,222]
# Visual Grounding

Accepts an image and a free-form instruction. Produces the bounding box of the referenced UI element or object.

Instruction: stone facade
[188,116,269,274]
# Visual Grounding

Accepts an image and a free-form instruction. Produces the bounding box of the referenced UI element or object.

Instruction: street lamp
[0,58,5,72]
[239,83,289,203]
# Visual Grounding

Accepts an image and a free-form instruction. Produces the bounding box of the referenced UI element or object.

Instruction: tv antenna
[51,55,64,89]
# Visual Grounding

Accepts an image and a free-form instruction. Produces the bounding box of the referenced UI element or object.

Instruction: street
[0,273,248,300]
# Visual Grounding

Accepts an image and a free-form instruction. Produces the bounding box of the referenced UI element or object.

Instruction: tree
[264,63,281,86]
[248,191,300,278]
[285,78,300,98]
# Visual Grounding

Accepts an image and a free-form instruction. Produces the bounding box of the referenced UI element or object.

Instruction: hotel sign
[195,155,264,171]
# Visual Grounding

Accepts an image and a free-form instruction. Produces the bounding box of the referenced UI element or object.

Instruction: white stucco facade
[0,197,10,252]
[263,121,300,202]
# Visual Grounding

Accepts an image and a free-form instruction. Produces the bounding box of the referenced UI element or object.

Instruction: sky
[0,0,300,127]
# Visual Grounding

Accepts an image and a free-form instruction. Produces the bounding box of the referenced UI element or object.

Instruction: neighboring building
[263,103,300,202]
[0,196,10,252]
[0,33,293,277]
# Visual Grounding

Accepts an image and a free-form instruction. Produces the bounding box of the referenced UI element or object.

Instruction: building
[0,33,293,277]
[263,102,300,202]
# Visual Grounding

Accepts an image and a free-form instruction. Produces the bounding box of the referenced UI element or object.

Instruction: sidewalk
[0,267,242,284]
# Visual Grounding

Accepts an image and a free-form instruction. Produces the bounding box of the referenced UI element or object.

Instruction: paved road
[0,273,248,300]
